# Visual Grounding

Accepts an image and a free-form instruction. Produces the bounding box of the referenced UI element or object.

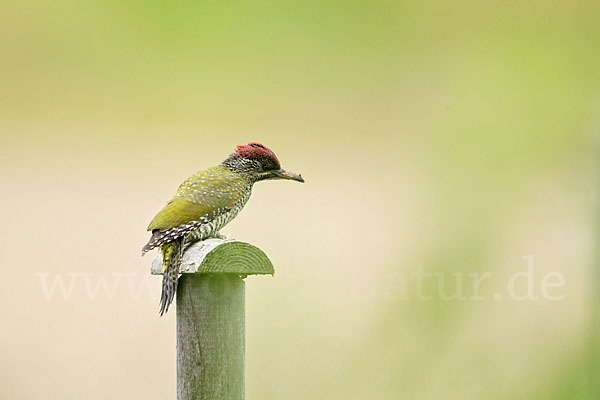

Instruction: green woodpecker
[142,143,304,315]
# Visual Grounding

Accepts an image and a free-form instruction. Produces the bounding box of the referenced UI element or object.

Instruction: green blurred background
[1,1,599,399]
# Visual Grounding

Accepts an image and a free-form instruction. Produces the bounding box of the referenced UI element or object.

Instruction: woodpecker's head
[222,142,305,183]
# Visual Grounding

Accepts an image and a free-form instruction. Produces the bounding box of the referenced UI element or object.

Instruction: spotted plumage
[142,143,304,315]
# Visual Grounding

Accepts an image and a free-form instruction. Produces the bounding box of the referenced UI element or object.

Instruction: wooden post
[151,238,274,400]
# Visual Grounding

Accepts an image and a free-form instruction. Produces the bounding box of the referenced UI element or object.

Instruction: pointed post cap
[151,238,274,276]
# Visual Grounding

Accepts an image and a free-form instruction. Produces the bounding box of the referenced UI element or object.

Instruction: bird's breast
[187,187,252,242]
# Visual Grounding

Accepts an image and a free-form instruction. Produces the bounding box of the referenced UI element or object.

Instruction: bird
[142,142,304,315]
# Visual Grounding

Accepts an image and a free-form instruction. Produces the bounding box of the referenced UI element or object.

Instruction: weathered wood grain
[151,238,274,400]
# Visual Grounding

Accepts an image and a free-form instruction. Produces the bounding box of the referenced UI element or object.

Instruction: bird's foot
[213,232,228,240]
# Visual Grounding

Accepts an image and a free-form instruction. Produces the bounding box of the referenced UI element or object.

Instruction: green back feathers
[148,165,249,232]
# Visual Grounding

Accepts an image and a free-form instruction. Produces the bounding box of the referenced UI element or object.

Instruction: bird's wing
[147,166,248,232]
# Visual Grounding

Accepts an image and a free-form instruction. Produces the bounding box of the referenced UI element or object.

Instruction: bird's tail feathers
[159,237,185,315]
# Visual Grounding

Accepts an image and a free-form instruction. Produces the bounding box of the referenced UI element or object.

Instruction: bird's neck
[221,157,259,183]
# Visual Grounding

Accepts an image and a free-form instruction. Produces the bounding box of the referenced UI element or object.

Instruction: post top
[151,238,274,276]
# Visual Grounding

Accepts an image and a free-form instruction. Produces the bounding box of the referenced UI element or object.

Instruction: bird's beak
[275,167,305,183]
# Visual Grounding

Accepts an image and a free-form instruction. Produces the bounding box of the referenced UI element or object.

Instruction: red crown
[233,143,280,167]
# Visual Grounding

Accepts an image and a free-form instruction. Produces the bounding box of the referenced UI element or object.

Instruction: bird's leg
[212,232,228,240]
[182,233,197,252]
